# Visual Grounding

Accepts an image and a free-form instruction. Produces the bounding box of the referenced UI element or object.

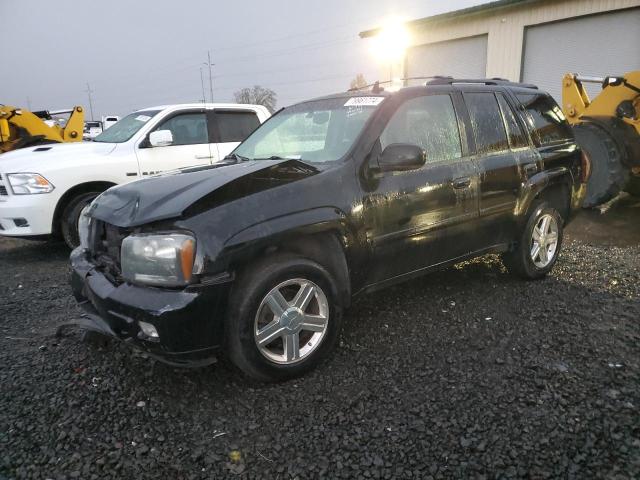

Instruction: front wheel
[60,191,100,249]
[226,254,343,382]
[502,202,563,280]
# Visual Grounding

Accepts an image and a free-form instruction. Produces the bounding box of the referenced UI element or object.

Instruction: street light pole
[203,51,214,103]
[199,67,206,103]
[85,82,95,121]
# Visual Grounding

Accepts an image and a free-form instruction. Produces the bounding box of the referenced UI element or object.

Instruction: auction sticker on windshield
[135,115,151,122]
[344,97,385,107]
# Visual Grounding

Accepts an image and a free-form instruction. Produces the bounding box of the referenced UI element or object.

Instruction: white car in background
[102,115,120,130]
[83,121,103,140]
[0,103,270,247]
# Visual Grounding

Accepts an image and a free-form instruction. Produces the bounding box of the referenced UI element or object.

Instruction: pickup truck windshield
[234,97,384,163]
[94,110,160,143]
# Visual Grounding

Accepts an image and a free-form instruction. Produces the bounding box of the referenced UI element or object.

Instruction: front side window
[94,110,160,143]
[380,94,462,163]
[215,111,260,143]
[516,93,573,146]
[464,92,509,155]
[234,97,382,163]
[496,93,528,149]
[156,112,208,146]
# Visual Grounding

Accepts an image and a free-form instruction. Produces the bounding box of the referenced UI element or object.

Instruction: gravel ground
[1,204,639,479]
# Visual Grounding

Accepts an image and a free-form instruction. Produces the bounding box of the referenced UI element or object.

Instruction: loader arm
[0,105,84,153]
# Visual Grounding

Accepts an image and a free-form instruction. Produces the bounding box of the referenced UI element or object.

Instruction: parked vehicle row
[66,79,587,381]
[0,103,270,247]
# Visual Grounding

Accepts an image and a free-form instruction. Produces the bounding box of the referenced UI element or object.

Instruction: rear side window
[381,94,462,164]
[516,94,573,146]
[496,93,528,149]
[464,92,509,155]
[214,111,260,143]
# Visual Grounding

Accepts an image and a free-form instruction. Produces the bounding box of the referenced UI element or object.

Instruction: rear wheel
[502,202,563,280]
[60,191,100,249]
[226,254,342,382]
[573,123,628,207]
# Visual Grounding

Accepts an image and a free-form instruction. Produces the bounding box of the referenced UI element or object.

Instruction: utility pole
[199,67,206,103]
[85,82,95,120]
[203,51,214,103]
[26,97,32,110]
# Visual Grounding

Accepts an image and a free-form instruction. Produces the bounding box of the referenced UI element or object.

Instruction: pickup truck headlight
[7,173,55,194]
[121,233,196,287]
[77,205,93,250]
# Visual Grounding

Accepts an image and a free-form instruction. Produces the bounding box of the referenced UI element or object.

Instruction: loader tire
[573,123,628,208]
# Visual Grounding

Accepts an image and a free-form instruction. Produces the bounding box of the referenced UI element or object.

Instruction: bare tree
[233,86,277,113]
[349,74,368,90]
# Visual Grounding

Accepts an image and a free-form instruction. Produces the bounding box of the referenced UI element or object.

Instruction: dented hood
[89,159,317,228]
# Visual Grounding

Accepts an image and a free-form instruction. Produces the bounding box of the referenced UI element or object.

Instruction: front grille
[89,220,129,284]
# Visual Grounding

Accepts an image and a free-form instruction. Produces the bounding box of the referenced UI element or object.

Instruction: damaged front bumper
[69,248,231,367]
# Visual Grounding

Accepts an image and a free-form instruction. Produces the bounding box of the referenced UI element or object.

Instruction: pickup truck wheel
[60,192,100,249]
[502,202,563,280]
[226,254,342,382]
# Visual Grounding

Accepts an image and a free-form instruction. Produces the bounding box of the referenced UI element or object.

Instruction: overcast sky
[1,0,486,119]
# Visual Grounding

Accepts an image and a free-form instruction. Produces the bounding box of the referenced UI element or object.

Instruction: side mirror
[149,130,173,147]
[379,143,426,172]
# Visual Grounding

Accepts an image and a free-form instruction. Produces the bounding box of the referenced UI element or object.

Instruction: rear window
[464,92,509,155]
[215,111,260,143]
[516,93,573,146]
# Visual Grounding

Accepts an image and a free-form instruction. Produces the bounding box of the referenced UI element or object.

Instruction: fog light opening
[138,321,160,342]
[13,218,29,227]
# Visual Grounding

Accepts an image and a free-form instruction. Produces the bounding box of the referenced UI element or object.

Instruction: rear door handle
[452,177,471,189]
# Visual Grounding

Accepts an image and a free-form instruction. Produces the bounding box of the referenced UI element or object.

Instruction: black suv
[70,78,587,381]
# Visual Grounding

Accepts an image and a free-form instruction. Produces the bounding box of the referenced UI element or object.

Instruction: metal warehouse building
[360,0,640,100]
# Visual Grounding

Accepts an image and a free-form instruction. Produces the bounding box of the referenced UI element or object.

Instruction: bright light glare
[371,18,410,62]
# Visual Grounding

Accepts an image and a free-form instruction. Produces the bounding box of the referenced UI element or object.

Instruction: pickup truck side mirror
[149,130,173,147]
[379,143,426,172]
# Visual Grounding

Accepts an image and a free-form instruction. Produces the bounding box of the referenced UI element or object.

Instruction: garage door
[406,35,488,85]
[522,8,640,101]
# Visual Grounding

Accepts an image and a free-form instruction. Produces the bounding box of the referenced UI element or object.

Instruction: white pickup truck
[0,103,270,247]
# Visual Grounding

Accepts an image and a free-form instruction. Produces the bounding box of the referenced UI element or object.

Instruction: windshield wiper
[223,153,250,163]
[255,155,293,160]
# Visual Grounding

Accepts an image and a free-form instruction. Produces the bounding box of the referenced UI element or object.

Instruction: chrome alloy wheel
[254,278,329,365]
[530,214,559,268]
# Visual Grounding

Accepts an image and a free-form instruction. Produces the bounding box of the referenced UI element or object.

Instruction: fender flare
[515,167,572,219]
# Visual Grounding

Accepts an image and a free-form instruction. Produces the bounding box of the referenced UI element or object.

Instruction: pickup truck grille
[0,175,8,196]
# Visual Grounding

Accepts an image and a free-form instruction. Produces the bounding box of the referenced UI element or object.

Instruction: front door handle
[195,154,214,159]
[452,177,471,189]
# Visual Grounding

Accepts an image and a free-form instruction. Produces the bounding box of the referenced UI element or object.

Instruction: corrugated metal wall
[391,0,640,82]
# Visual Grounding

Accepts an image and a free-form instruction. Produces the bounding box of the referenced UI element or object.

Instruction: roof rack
[425,76,538,89]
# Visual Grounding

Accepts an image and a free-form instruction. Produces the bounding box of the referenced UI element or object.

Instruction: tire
[60,191,100,249]
[573,123,628,208]
[502,202,563,280]
[226,254,343,382]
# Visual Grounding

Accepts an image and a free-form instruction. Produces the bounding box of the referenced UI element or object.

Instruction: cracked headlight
[8,173,55,194]
[121,233,196,287]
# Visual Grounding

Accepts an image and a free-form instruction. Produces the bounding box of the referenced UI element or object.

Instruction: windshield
[94,110,160,143]
[233,97,384,163]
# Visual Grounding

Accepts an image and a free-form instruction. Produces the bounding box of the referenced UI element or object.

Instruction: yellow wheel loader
[0,105,84,154]
[562,71,640,207]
